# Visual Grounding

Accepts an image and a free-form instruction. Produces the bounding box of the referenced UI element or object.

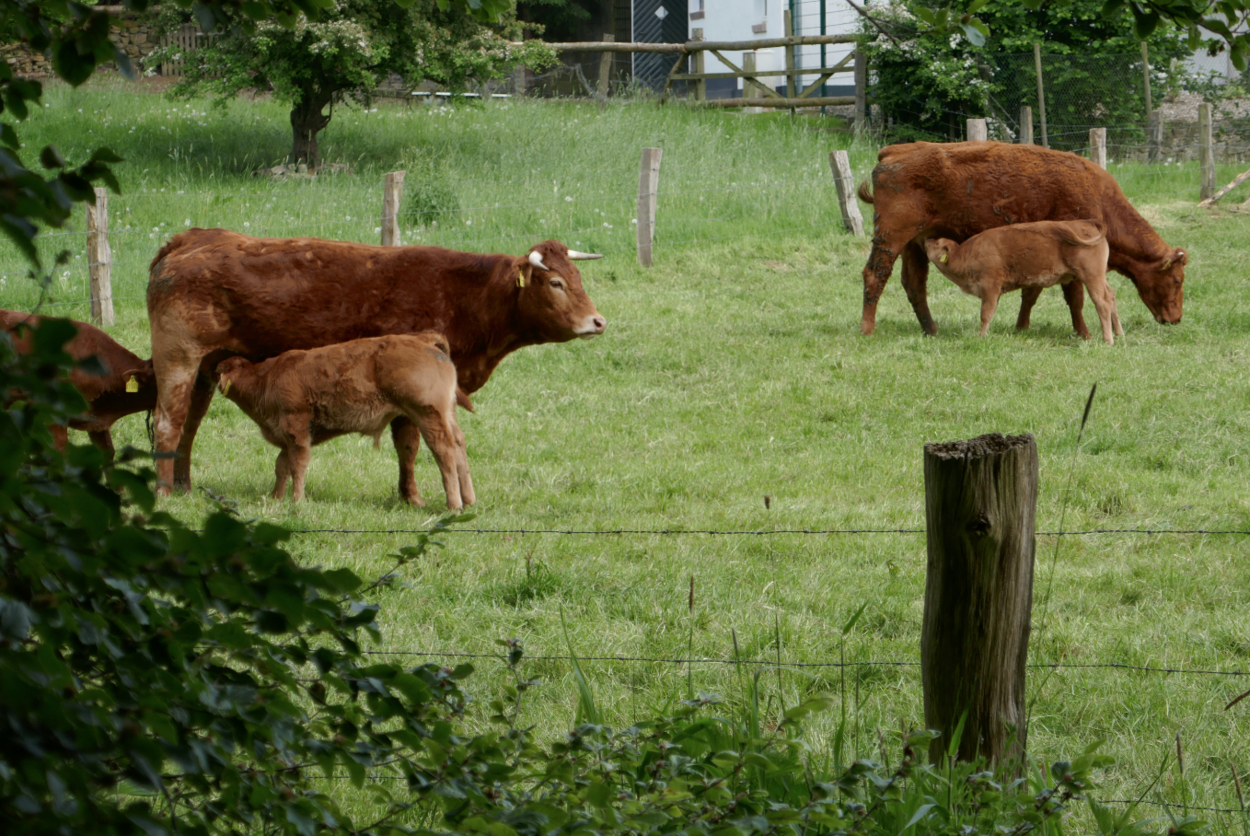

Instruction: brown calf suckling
[1,309,156,456]
[923,220,1123,344]
[215,332,474,509]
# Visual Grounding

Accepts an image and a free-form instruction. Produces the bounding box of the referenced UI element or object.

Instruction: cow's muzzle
[576,315,607,338]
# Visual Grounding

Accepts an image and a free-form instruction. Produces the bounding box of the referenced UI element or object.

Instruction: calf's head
[1134,248,1186,325]
[214,356,252,398]
[924,238,957,269]
[514,240,607,341]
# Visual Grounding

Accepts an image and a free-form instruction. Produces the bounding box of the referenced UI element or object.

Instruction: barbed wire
[280,525,1249,537]
[358,648,1250,678]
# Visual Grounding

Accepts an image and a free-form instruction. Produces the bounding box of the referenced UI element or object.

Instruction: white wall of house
[688,0,860,97]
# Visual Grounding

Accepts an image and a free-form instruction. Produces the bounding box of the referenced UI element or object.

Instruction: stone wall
[2,11,165,78]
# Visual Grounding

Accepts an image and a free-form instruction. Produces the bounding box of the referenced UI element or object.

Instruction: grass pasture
[5,78,1250,819]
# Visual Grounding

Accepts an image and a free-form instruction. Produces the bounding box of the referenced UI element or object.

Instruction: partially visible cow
[923,220,1123,344]
[1,310,156,456]
[857,141,1187,336]
[215,333,474,509]
[147,230,606,495]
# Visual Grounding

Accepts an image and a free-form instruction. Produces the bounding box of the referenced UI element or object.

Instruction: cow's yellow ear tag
[221,378,232,395]
[126,375,139,393]
[516,269,525,288]
[939,252,948,264]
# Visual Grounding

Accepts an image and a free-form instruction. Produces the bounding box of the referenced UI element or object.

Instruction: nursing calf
[214,333,474,509]
[2,310,156,456]
[923,221,1123,344]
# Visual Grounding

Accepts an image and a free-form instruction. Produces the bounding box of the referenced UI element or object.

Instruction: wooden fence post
[1089,127,1107,169]
[1034,43,1048,149]
[829,150,864,237]
[692,29,705,102]
[86,187,113,327]
[922,432,1037,765]
[1148,112,1163,163]
[597,33,614,99]
[967,118,987,142]
[741,51,760,111]
[1019,105,1033,144]
[636,147,662,267]
[783,10,797,114]
[1199,103,1215,201]
[1141,42,1153,122]
[381,170,405,246]
[854,47,867,130]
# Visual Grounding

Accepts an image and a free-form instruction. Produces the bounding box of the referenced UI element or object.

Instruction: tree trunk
[290,89,332,169]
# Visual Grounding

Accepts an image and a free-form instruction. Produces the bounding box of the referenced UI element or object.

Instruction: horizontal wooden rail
[671,66,854,81]
[523,34,861,54]
[698,95,857,108]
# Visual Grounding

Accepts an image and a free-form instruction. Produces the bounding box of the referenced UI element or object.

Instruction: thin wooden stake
[1141,42,1153,123]
[597,33,614,100]
[692,29,705,102]
[967,118,987,142]
[854,48,867,129]
[1199,103,1215,201]
[86,187,114,327]
[783,10,796,116]
[922,433,1038,764]
[381,170,405,246]
[1148,111,1163,163]
[636,147,662,267]
[1089,127,1107,169]
[1034,43,1048,149]
[1019,106,1033,145]
[829,150,864,237]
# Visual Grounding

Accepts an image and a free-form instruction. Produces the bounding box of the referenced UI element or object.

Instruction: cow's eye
[550,279,565,290]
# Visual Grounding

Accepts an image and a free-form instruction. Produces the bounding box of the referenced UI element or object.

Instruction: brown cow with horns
[147,229,606,496]
[857,141,1187,337]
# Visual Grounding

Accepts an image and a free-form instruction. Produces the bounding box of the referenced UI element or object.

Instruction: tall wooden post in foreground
[922,433,1037,764]
[381,171,405,246]
[1089,128,1107,169]
[1019,106,1033,144]
[86,187,114,327]
[967,118,987,142]
[636,147,662,267]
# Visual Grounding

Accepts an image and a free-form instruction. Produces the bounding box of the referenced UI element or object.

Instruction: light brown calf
[214,333,475,509]
[923,221,1124,344]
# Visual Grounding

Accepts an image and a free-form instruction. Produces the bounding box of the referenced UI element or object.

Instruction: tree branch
[842,0,902,48]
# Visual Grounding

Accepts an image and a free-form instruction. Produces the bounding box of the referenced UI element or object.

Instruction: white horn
[566,250,604,261]
[528,251,550,271]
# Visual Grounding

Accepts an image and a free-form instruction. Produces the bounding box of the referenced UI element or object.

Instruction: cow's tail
[857,180,874,205]
[1060,220,1106,248]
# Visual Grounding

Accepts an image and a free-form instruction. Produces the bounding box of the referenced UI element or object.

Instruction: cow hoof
[402,494,426,507]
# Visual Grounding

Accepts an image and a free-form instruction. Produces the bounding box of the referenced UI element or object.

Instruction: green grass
[6,76,1250,821]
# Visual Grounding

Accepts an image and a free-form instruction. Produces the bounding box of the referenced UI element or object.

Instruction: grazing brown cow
[857,141,1187,336]
[147,229,606,495]
[923,221,1123,344]
[215,333,474,509]
[1,310,156,456]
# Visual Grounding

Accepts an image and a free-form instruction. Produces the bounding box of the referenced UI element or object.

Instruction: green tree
[153,0,554,168]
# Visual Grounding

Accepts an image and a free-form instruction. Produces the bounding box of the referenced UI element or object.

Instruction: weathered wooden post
[1034,43,1048,149]
[854,48,867,130]
[636,147,662,267]
[967,118,987,142]
[1199,103,1215,201]
[1141,42,1153,123]
[597,34,614,100]
[921,433,1038,765]
[829,150,865,237]
[741,50,759,109]
[86,187,114,327]
[381,170,405,246]
[1019,105,1033,144]
[1148,112,1163,163]
[692,29,706,102]
[1089,127,1107,169]
[783,10,797,115]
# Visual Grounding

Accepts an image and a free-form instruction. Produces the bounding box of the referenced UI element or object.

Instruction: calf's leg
[1062,279,1091,339]
[1107,284,1124,336]
[1080,273,1118,345]
[413,409,469,511]
[288,439,313,501]
[390,417,425,507]
[900,242,938,336]
[978,291,1001,336]
[1016,287,1042,331]
[272,449,292,499]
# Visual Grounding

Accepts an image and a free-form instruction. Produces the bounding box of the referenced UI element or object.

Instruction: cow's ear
[1173,248,1188,266]
[512,257,533,288]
